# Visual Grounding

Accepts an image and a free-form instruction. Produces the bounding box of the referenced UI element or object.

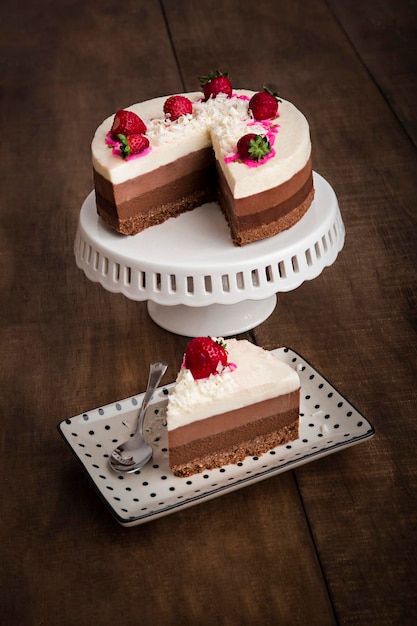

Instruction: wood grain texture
[1,0,416,624]
[328,0,417,147]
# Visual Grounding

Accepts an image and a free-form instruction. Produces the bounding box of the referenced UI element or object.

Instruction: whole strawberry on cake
[92,71,314,246]
[166,337,301,477]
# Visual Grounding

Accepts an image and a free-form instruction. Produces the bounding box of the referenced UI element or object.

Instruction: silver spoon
[109,361,168,473]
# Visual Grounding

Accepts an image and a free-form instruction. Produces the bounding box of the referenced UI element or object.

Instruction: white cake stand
[74,172,345,337]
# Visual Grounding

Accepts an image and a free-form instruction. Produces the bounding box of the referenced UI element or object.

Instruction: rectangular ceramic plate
[58,348,374,526]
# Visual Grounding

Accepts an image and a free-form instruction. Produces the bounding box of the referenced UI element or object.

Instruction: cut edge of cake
[169,413,300,478]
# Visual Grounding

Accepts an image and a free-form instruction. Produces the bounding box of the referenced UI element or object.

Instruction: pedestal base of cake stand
[147,295,277,337]
[74,172,345,337]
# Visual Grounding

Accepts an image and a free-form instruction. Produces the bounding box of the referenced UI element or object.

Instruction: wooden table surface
[1,0,416,624]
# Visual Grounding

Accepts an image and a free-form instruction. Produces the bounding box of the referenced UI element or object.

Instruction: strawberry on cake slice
[166,337,300,477]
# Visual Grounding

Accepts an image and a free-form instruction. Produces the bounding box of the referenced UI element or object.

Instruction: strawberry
[199,70,232,100]
[110,109,147,140]
[118,133,150,159]
[237,133,272,162]
[163,95,193,121]
[184,337,228,380]
[249,87,281,120]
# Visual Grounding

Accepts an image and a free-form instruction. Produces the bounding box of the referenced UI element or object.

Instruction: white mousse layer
[166,340,300,431]
[91,90,311,199]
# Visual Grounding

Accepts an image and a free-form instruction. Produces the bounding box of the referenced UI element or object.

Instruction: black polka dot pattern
[58,348,375,527]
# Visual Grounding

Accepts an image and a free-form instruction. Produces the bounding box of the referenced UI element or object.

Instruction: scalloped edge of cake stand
[75,172,344,336]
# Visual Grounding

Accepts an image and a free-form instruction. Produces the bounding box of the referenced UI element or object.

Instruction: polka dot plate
[58,348,375,526]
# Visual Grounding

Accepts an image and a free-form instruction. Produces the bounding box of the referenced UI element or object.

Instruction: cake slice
[166,337,300,477]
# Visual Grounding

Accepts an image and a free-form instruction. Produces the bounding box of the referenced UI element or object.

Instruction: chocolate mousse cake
[92,73,314,246]
[166,337,300,477]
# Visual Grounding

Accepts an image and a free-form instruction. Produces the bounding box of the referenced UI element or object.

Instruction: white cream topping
[166,339,300,431]
[91,90,311,197]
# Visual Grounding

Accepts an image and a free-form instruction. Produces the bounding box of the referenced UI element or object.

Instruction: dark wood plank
[164,0,417,624]
[329,0,417,147]
[1,0,186,623]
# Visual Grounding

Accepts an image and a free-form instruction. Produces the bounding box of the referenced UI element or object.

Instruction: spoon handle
[124,361,168,450]
[109,361,169,472]
[139,361,168,431]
